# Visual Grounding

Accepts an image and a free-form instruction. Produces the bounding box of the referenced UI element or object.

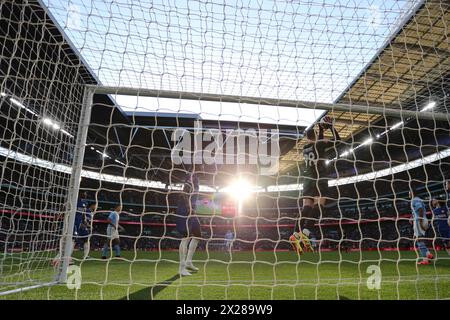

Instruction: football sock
[186,238,199,265]
[113,244,121,257]
[179,238,190,269]
[83,242,90,258]
[300,205,314,236]
[101,243,109,257]
[416,241,428,258]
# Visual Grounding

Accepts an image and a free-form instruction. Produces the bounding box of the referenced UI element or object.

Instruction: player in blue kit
[77,202,97,259]
[52,192,88,266]
[176,165,202,276]
[73,198,87,238]
[102,204,124,259]
[410,186,433,265]
[431,199,450,255]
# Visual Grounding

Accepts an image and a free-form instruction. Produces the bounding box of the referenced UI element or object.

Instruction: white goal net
[0,0,449,300]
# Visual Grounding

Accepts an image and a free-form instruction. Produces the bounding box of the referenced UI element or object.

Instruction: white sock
[179,238,190,270]
[186,238,199,265]
[83,241,90,259]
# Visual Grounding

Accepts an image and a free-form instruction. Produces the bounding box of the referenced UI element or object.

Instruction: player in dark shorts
[290,116,341,254]
[176,165,203,276]
[431,198,450,255]
[77,202,96,259]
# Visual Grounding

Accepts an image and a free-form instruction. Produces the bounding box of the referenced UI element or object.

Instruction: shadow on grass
[121,274,180,300]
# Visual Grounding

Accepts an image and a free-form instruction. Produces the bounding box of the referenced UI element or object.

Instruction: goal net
[0,0,449,299]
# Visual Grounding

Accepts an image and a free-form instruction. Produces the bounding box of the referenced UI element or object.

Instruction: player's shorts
[107,227,120,240]
[302,177,329,199]
[176,215,201,238]
[77,227,91,244]
[436,225,450,240]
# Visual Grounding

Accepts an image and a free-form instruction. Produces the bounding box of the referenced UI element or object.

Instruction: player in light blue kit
[101,204,124,259]
[410,186,433,265]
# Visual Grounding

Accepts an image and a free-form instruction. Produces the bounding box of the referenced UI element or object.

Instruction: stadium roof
[45,0,422,102]
[40,0,449,178]
[42,0,430,131]
[1,0,449,188]
[279,0,450,173]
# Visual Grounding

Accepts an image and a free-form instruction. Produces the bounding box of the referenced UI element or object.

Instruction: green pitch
[2,250,450,300]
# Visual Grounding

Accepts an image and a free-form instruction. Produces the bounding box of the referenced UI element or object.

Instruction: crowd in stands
[1,179,448,253]
[69,182,448,253]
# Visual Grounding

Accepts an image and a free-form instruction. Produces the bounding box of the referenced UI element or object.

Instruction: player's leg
[290,196,315,254]
[227,240,232,254]
[102,232,111,259]
[179,236,191,276]
[311,177,330,242]
[185,218,201,271]
[83,237,90,259]
[312,195,326,228]
[78,228,91,259]
[177,216,192,276]
[300,197,316,252]
[301,197,316,237]
[101,241,109,259]
[102,226,112,259]
[300,176,327,241]
[415,237,432,265]
[113,238,121,257]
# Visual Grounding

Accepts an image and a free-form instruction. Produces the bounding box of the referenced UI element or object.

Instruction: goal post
[87,85,450,122]
[0,89,93,295]
[56,88,94,284]
[0,0,94,295]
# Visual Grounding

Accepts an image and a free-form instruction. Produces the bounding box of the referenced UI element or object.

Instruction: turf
[1,250,450,300]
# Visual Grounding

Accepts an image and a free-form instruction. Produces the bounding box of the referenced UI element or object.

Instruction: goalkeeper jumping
[290,116,340,254]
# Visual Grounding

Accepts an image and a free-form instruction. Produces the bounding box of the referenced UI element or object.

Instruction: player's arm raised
[318,116,341,157]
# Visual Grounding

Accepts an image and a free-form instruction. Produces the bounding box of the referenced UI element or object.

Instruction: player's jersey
[74,199,87,235]
[85,208,93,227]
[106,210,120,240]
[303,141,327,179]
[176,173,199,216]
[78,207,93,237]
[433,205,449,236]
[107,211,120,232]
[225,231,234,241]
[411,197,427,237]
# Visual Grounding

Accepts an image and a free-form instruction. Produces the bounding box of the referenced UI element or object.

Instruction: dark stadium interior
[1,0,449,255]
